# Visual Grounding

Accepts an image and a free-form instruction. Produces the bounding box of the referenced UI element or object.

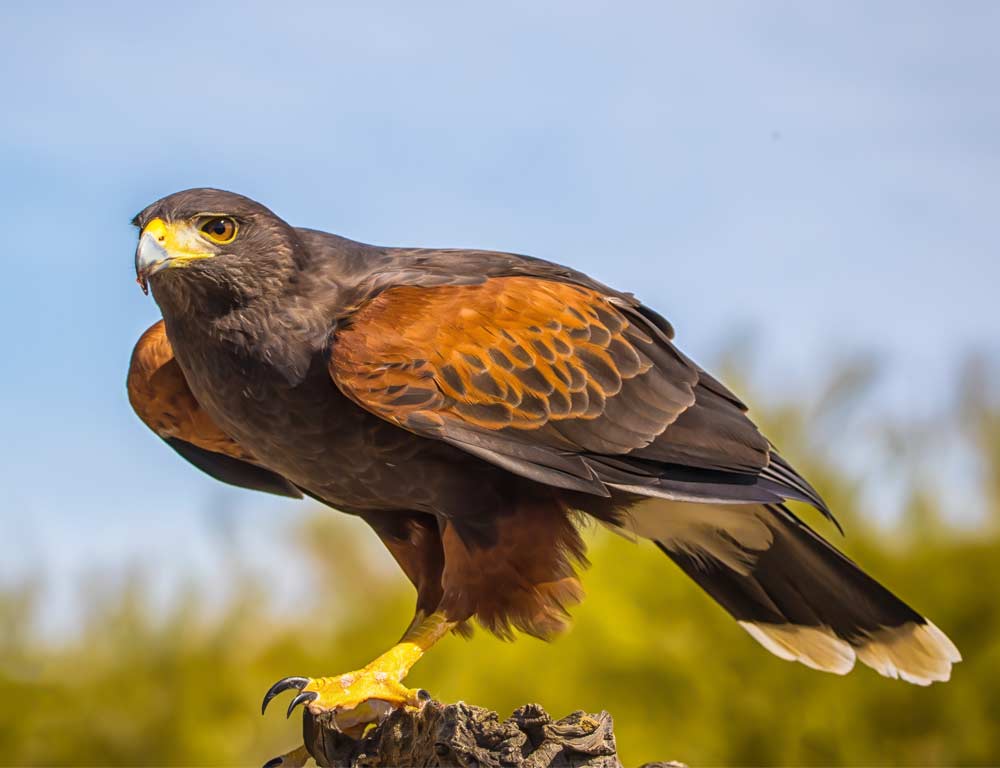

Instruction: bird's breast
[163,319,458,513]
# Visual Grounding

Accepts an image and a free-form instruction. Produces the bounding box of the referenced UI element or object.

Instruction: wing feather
[127,321,302,498]
[331,274,827,515]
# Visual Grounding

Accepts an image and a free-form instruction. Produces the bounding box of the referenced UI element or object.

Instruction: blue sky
[1,1,998,628]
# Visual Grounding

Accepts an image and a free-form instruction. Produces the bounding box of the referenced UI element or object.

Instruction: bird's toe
[261,744,310,768]
[261,676,309,715]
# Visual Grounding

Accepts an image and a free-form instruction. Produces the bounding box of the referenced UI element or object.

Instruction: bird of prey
[129,188,959,762]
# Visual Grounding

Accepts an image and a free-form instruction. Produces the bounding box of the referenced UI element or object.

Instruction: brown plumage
[127,320,302,499]
[333,277,654,431]
[129,188,959,689]
[128,320,255,460]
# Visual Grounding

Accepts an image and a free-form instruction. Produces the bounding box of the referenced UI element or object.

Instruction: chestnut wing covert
[330,275,827,515]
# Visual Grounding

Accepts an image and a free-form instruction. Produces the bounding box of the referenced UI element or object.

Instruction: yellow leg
[262,611,455,732]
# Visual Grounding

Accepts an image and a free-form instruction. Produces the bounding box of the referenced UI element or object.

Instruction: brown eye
[199,216,237,243]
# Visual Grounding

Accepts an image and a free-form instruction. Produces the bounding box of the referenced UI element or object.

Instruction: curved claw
[261,676,310,715]
[262,744,311,768]
[416,688,432,704]
[287,690,318,718]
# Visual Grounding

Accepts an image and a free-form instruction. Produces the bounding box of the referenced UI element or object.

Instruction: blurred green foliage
[1,361,998,766]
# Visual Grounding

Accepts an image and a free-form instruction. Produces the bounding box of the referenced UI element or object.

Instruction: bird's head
[133,188,300,310]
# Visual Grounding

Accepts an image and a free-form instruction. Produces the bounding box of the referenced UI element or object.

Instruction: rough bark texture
[303,701,682,768]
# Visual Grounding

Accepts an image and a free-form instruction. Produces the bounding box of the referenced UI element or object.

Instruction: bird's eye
[198,216,238,244]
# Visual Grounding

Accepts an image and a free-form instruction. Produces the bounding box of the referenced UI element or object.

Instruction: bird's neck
[156,281,329,390]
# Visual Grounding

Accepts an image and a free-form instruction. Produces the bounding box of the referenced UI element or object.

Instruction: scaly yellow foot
[261,664,430,733]
[261,611,454,733]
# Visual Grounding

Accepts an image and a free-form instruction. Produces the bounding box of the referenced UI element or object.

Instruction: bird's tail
[621,499,960,684]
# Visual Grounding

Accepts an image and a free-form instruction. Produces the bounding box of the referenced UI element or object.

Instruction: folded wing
[127,321,302,498]
[331,275,829,517]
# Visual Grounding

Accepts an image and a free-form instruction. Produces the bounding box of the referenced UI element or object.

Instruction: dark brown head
[133,188,302,313]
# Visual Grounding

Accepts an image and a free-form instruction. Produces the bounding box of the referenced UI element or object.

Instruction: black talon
[416,688,432,704]
[262,758,283,768]
[287,690,318,718]
[261,676,310,715]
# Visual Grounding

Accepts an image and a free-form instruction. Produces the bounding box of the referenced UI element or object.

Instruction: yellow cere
[141,217,216,264]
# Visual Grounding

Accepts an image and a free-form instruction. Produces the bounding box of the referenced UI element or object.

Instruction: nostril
[157,235,166,242]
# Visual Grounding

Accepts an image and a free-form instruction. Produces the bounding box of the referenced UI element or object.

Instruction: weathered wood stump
[302,700,680,768]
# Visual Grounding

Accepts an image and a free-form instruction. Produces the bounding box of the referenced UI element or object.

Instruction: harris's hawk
[128,189,959,758]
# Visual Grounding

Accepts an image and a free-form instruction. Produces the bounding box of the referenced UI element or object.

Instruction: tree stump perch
[302,701,684,768]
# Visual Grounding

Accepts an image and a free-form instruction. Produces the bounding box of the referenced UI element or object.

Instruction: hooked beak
[135,219,170,294]
[134,217,215,295]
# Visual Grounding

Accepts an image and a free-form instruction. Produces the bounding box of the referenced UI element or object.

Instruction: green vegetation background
[2,360,998,766]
